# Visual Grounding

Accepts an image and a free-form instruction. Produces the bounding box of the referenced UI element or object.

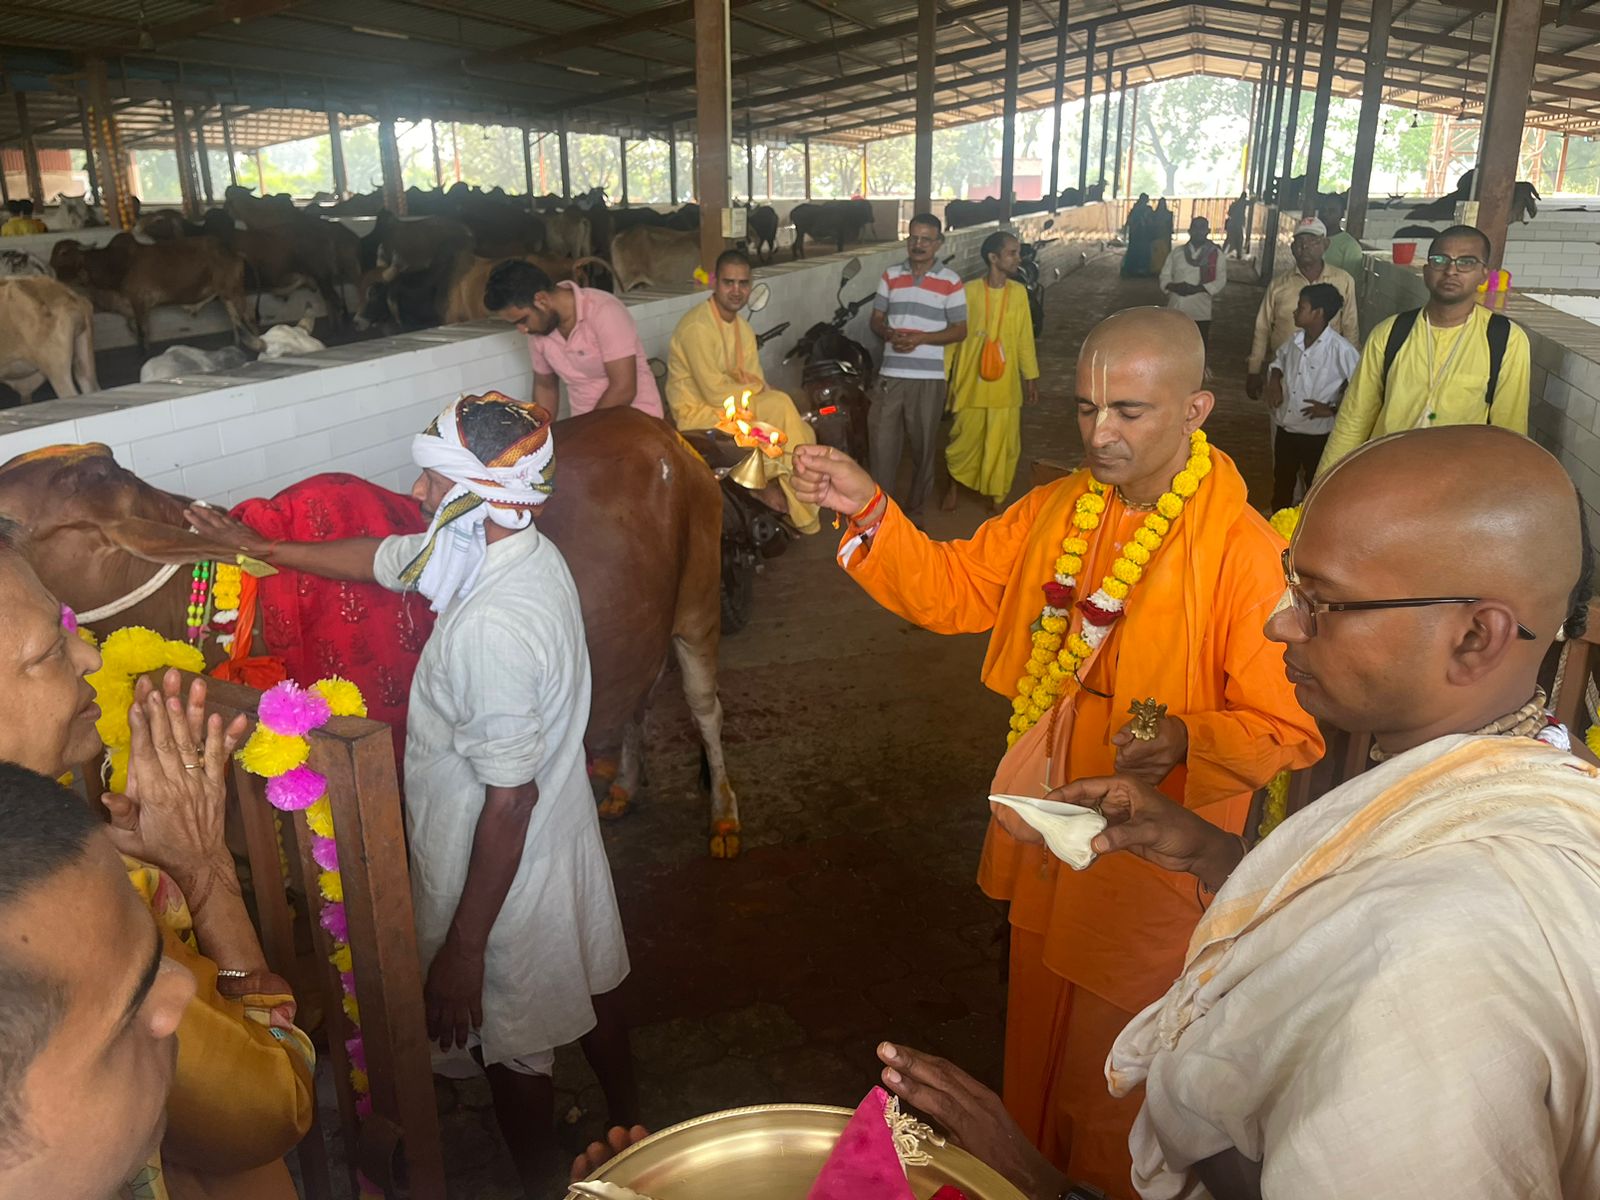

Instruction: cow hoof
[598,785,631,820]
[589,756,619,783]
[709,832,741,859]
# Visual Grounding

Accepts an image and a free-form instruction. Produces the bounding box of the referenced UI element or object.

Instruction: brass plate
[568,1103,1028,1200]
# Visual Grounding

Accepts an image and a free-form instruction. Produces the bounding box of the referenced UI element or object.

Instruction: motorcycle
[1018,219,1057,337]
[783,256,876,464]
[651,282,794,634]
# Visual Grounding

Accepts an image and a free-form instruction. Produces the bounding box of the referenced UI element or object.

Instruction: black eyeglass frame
[1423,253,1486,271]
[1280,549,1537,640]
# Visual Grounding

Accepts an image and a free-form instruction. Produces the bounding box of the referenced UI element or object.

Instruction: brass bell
[730,448,768,490]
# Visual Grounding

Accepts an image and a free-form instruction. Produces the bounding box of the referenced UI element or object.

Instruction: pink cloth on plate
[807,1087,916,1200]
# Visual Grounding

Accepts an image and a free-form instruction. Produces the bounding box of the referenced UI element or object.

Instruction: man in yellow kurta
[667,248,820,534]
[793,307,1322,1198]
[1317,224,1530,475]
[944,231,1040,513]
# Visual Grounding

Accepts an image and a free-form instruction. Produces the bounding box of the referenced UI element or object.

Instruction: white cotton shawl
[1108,734,1600,1200]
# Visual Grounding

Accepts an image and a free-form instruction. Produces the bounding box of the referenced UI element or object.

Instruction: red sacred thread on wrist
[850,487,885,524]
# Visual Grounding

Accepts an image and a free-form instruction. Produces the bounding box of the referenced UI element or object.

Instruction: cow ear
[98,516,245,564]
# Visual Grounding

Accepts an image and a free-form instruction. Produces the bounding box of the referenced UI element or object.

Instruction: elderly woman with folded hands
[0,515,314,1200]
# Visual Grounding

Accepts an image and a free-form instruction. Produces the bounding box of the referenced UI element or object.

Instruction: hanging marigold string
[237,677,381,1200]
[83,624,207,792]
[1008,430,1213,747]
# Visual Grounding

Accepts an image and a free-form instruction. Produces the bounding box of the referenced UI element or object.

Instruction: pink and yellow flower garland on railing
[237,676,382,1200]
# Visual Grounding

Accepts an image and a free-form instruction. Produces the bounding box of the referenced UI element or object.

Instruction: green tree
[1134,76,1253,195]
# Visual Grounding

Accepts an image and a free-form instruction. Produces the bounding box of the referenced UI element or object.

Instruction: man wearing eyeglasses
[868,213,968,515]
[1316,224,1530,475]
[1028,426,1597,1200]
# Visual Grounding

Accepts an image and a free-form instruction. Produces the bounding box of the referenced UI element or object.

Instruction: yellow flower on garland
[350,1067,370,1095]
[238,728,310,777]
[343,994,360,1024]
[1041,615,1068,634]
[1269,506,1302,541]
[1587,725,1600,760]
[312,677,368,718]
[86,626,211,792]
[305,797,335,838]
[1258,769,1291,839]
[319,869,344,904]
[1007,431,1210,747]
[330,944,353,974]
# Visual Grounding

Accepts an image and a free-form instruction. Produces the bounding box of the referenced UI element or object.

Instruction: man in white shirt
[869,213,969,515]
[1265,281,1360,510]
[1157,216,1225,346]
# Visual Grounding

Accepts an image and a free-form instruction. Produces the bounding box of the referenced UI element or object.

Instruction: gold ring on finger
[183,760,203,771]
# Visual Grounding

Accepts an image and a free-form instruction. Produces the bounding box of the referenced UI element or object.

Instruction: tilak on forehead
[1087,347,1114,429]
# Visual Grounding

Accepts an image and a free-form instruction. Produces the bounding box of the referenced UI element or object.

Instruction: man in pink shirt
[484,261,664,419]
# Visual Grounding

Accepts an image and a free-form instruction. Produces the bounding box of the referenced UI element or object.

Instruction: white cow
[51,194,102,230]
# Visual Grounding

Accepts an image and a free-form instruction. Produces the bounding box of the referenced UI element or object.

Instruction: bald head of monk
[1269,426,1592,753]
[1075,307,1214,503]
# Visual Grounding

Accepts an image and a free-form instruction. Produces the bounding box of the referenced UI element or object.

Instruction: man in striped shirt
[869,214,968,515]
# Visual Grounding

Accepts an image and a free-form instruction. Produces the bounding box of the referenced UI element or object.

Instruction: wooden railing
[151,671,445,1199]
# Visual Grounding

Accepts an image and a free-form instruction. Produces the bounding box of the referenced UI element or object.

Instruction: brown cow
[439,251,575,325]
[607,225,703,291]
[0,277,99,403]
[50,234,260,353]
[0,414,742,855]
[224,186,360,321]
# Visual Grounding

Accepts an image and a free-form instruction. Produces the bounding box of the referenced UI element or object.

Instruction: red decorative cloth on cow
[807,1088,918,1200]
[232,474,433,776]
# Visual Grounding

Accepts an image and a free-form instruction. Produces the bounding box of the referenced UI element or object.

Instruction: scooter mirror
[840,257,862,283]
[1043,219,1056,230]
[748,282,771,313]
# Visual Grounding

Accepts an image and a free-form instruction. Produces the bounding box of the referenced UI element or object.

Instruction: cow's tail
[243,259,264,326]
[572,255,615,291]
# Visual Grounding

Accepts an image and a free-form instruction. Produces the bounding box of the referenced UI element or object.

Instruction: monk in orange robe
[793,307,1322,1198]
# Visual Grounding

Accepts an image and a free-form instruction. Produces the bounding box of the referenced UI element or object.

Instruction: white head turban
[397,392,555,612]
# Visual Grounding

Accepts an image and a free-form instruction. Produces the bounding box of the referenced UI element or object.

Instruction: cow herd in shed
[0,180,890,404]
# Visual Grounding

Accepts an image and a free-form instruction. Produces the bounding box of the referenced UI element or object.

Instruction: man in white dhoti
[868,426,1600,1200]
[189,392,635,1194]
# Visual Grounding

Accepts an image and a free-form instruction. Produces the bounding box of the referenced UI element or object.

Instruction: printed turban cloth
[398,391,555,612]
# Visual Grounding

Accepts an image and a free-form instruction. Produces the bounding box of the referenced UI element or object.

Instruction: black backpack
[1381,307,1512,418]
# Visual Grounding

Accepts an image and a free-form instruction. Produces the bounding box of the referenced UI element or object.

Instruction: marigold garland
[1008,430,1213,747]
[1258,770,1291,840]
[1268,505,1302,542]
[85,625,207,792]
[238,677,382,1200]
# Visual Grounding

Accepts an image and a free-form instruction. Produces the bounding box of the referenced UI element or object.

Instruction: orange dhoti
[837,448,1322,1196]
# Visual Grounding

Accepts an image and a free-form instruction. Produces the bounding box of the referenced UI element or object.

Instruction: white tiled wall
[0,208,1110,508]
[1359,203,1600,294]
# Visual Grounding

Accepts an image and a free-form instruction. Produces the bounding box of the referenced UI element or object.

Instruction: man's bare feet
[570,1125,651,1182]
[940,482,959,512]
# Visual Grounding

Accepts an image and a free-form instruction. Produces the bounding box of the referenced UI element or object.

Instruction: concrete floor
[324,250,1278,1199]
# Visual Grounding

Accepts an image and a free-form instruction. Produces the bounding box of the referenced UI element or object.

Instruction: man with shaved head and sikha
[793,307,1322,1196]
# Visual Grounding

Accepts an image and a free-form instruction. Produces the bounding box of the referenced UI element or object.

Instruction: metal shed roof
[0,0,1598,149]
